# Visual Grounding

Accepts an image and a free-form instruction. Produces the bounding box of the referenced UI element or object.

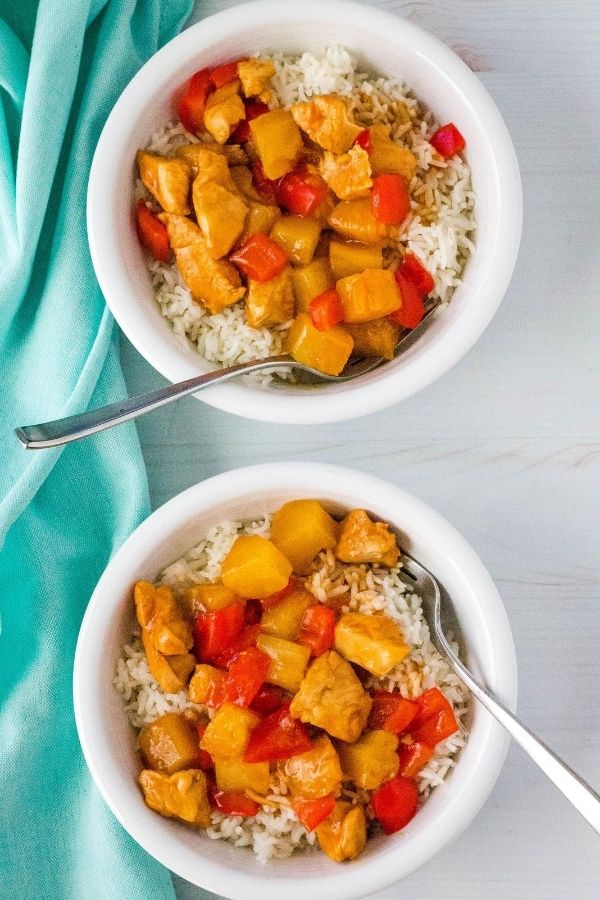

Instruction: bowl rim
[73,462,518,899]
[87,0,522,425]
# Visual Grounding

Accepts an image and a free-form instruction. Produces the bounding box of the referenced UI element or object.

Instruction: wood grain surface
[120,1,600,896]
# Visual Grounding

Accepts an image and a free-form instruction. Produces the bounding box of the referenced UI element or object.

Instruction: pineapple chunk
[188,664,220,704]
[237,58,275,99]
[286,313,353,377]
[229,163,265,202]
[270,499,338,575]
[329,239,383,280]
[291,95,361,154]
[336,269,401,323]
[239,200,281,242]
[138,713,200,774]
[181,582,241,617]
[249,109,303,180]
[334,613,409,677]
[192,179,248,259]
[337,730,399,789]
[200,704,259,759]
[344,319,400,361]
[282,735,343,799]
[336,508,399,566]
[260,583,314,640]
[255,634,311,693]
[214,757,270,794]
[270,215,322,266]
[137,151,192,215]
[316,801,366,862]
[319,146,372,200]
[369,124,417,180]
[203,80,245,144]
[221,535,292,599]
[139,769,211,828]
[328,198,387,244]
[246,266,295,328]
[291,259,335,312]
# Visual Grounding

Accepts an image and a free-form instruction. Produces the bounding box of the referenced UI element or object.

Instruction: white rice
[114,516,470,862]
[139,46,475,382]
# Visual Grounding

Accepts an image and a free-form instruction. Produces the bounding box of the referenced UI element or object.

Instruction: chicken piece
[337,730,399,789]
[289,651,372,743]
[246,266,295,328]
[137,151,192,215]
[138,712,200,774]
[157,212,203,249]
[316,801,367,862]
[282,735,343,799]
[369,124,417,181]
[188,663,220,704]
[192,179,248,259]
[291,95,362,154]
[141,630,196,693]
[203,80,245,144]
[336,508,399,566]
[175,144,238,192]
[334,613,409,677]
[239,200,281,242]
[139,769,211,828]
[319,146,372,200]
[134,581,193,657]
[237,57,276,99]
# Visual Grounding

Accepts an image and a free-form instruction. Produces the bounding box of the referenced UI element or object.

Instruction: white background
[120,1,600,896]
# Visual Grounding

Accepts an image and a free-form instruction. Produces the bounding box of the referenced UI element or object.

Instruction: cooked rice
[138,46,475,383]
[114,515,470,862]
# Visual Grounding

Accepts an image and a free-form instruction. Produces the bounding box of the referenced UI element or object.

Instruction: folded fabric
[0,1,193,897]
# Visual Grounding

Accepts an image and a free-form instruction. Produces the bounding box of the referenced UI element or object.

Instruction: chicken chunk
[192,179,248,259]
[335,508,400,566]
[158,212,203,249]
[281,735,343,799]
[137,151,192,215]
[139,769,211,828]
[319,146,372,200]
[337,730,399,789]
[289,651,372,742]
[175,144,238,192]
[316,801,367,862]
[203,80,245,144]
[246,266,295,328]
[334,613,409,677]
[141,629,195,693]
[134,581,193,657]
[291,94,361,154]
[369,124,417,181]
[237,57,276,100]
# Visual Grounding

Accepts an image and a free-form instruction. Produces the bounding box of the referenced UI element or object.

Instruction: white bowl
[87,0,522,425]
[74,462,517,900]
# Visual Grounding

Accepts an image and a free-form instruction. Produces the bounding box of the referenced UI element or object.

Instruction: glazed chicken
[237,57,276,101]
[319,146,372,200]
[316,801,367,862]
[291,94,362,154]
[134,581,195,692]
[335,508,400,566]
[139,769,211,828]
[137,151,192,215]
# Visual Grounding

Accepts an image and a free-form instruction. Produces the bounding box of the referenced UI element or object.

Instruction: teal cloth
[0,1,193,897]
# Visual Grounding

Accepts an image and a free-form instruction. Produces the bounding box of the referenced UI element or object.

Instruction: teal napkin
[0,1,193,897]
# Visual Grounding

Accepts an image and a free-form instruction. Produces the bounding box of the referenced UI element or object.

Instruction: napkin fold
[0,0,193,897]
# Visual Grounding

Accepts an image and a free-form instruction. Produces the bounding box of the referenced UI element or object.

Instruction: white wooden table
[121,1,600,896]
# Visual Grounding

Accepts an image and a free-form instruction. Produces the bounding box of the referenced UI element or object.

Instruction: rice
[139,46,475,381]
[114,515,470,862]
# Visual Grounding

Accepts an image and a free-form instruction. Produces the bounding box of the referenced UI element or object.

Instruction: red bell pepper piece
[250,684,288,717]
[368,690,419,734]
[260,577,296,611]
[196,723,215,769]
[209,59,244,89]
[244,702,312,762]
[429,122,466,159]
[390,271,425,329]
[371,775,419,835]
[219,646,270,708]
[194,602,245,664]
[292,794,335,831]
[298,604,336,657]
[208,784,260,817]
[398,741,434,778]
[135,201,170,263]
[371,174,411,225]
[178,68,213,135]
[399,253,435,296]
[229,233,288,283]
[308,289,345,332]
[251,161,279,203]
[204,668,228,708]
[354,128,373,154]
[275,167,329,217]
[231,99,270,143]
[410,687,458,747]
[213,623,261,668]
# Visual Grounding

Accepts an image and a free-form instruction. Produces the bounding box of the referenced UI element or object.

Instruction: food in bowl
[134,46,474,379]
[114,499,469,862]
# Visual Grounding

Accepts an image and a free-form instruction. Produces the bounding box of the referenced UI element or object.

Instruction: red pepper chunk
[260,577,296,611]
[213,623,261,668]
[276,167,329,217]
[135,201,170,263]
[220,646,270,708]
[368,690,419,734]
[309,289,345,332]
[205,669,228,708]
[196,723,215,770]
[371,775,419,835]
[231,100,270,143]
[208,785,260,817]
[429,122,466,159]
[292,794,336,831]
[250,684,289,717]
[354,128,373,154]
[230,233,288,283]
[398,741,434,778]
[178,68,213,135]
[410,687,458,747]
[399,253,435,296]
[298,604,336,657]
[390,271,425,329]
[210,59,245,89]
[194,602,245,664]
[244,702,312,762]
[371,174,410,225]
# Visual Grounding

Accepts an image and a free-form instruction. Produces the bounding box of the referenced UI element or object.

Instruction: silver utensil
[15,301,438,450]
[400,551,600,835]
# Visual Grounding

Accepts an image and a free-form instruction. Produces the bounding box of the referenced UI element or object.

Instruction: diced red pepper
[219,646,270,708]
[275,167,329,217]
[244,702,312,763]
[368,690,419,734]
[429,122,466,159]
[398,741,434,778]
[244,598,263,626]
[196,723,215,770]
[298,604,336,657]
[194,602,245,664]
[292,794,336,831]
[371,775,419,835]
[371,174,410,225]
[308,289,345,332]
[250,684,288,717]
[231,100,270,143]
[399,253,435,296]
[354,128,373,155]
[210,59,244,89]
[213,623,261,668]
[208,784,260,817]
[135,201,170,263]
[259,577,296,611]
[229,233,288,283]
[178,68,213,135]
[410,687,458,747]
[251,161,280,203]
[390,271,425,329]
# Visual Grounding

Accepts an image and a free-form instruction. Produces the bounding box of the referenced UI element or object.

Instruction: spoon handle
[15,356,290,450]
[446,647,600,835]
